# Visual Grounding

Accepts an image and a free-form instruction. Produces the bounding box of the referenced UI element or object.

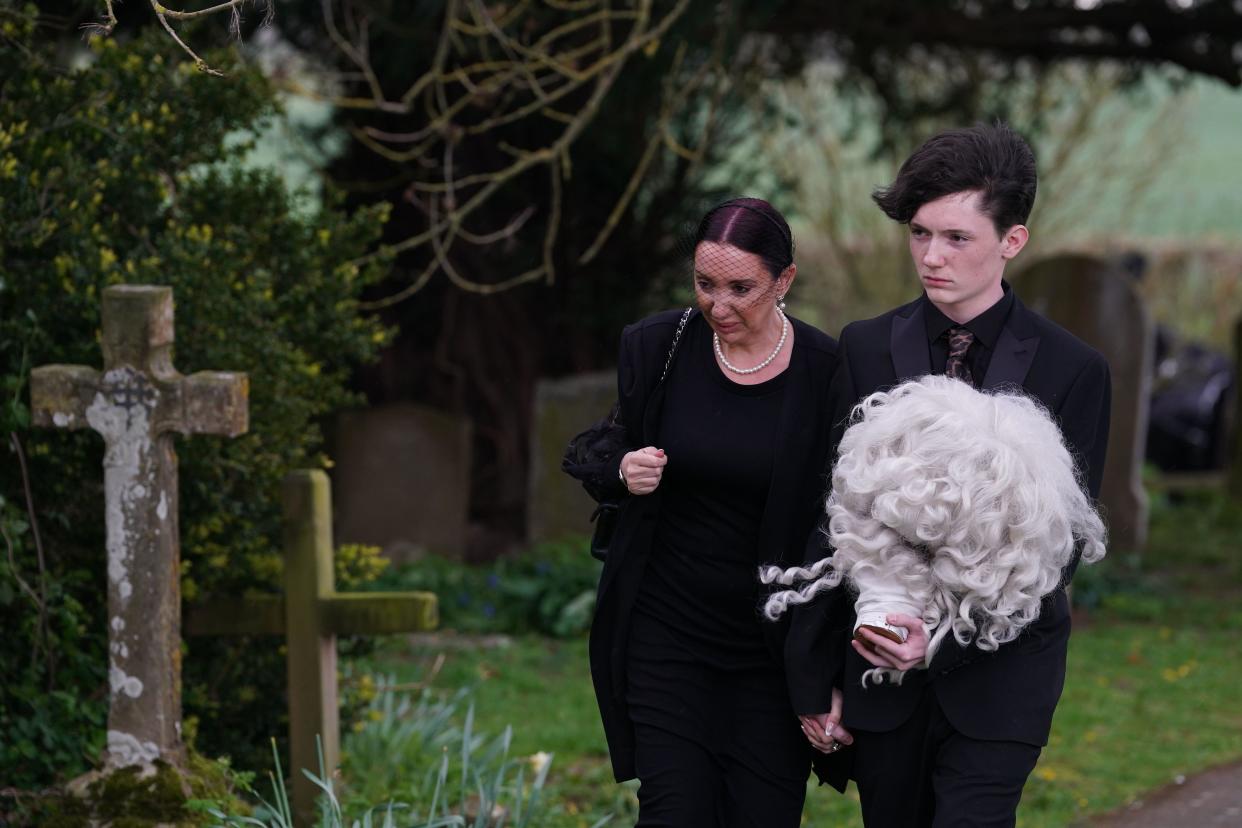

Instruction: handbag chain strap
[658,307,694,385]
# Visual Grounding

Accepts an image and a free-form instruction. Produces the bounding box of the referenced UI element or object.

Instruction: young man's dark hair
[871,122,1038,234]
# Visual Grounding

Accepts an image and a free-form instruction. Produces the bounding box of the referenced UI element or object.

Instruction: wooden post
[283,470,340,819]
[185,469,438,823]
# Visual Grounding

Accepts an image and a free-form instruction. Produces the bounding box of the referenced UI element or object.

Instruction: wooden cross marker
[185,469,439,821]
[30,285,248,770]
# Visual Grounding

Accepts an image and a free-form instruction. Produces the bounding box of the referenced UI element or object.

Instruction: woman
[584,198,850,826]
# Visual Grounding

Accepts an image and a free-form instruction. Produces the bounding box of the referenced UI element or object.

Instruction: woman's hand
[620,446,667,495]
[852,613,930,672]
[798,687,853,754]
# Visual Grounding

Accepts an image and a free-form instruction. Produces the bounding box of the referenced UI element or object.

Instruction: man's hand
[852,613,930,672]
[620,446,667,495]
[798,687,854,755]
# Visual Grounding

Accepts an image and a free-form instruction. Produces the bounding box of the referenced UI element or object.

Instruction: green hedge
[0,6,389,784]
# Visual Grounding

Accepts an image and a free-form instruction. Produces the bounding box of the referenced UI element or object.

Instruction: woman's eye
[732,285,751,295]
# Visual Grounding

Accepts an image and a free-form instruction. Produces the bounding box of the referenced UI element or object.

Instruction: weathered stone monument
[29,285,249,769]
[527,371,615,542]
[331,403,472,561]
[29,284,439,820]
[1014,254,1154,552]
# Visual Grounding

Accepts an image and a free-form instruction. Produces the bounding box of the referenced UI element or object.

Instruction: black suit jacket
[786,290,1111,747]
[586,309,851,788]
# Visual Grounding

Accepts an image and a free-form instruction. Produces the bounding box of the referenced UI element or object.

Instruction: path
[1089,760,1242,827]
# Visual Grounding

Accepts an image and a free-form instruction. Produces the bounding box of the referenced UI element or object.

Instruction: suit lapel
[890,300,932,381]
[982,296,1041,391]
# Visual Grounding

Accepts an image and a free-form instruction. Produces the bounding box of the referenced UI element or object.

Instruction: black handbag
[562,308,693,560]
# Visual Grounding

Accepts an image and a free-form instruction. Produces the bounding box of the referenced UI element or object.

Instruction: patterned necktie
[945,327,975,385]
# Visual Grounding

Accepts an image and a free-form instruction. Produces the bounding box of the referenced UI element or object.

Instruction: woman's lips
[922,276,951,287]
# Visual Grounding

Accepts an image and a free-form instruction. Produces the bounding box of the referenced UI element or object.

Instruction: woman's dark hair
[693,197,794,279]
[872,122,1037,235]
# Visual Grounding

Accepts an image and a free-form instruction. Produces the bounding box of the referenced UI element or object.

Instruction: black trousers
[851,688,1041,828]
[627,611,808,828]
[633,722,806,828]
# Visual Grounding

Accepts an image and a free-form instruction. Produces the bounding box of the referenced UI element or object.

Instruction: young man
[786,123,1111,826]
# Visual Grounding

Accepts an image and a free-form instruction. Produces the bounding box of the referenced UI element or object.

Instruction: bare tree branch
[321,0,696,303]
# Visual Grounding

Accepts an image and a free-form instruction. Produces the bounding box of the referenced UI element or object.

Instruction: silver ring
[827,742,842,753]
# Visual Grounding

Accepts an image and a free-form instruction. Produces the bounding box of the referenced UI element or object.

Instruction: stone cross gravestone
[1013,254,1154,552]
[29,285,248,769]
[527,371,615,542]
[184,469,439,821]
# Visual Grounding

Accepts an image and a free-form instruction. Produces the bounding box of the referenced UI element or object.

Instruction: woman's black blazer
[585,308,849,790]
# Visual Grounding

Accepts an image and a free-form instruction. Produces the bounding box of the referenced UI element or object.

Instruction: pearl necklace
[714,310,788,375]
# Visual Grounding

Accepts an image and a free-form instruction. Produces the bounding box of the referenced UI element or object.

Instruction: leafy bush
[0,495,107,789]
[370,539,600,638]
[0,6,389,782]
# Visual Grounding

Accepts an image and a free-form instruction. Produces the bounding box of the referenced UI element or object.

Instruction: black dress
[583,309,847,804]
[626,321,808,827]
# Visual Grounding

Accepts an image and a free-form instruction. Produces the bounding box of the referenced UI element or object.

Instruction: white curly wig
[761,375,1107,684]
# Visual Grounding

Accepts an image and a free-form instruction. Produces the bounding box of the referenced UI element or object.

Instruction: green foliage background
[0,5,390,785]
[371,540,601,639]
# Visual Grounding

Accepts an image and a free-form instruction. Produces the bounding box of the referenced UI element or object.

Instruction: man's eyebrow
[910,221,974,236]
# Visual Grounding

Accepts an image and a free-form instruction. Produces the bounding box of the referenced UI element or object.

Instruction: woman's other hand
[621,446,667,495]
[798,687,853,754]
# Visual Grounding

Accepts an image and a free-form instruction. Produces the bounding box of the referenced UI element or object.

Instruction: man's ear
[1001,225,1029,260]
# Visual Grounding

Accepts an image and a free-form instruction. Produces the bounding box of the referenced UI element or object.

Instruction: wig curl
[761,375,1106,684]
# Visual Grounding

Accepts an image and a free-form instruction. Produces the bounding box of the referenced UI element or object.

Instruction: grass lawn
[343,489,1242,826]
[346,619,1242,827]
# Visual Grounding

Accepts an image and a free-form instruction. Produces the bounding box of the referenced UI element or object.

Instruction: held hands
[852,613,930,672]
[799,687,853,755]
[620,446,667,495]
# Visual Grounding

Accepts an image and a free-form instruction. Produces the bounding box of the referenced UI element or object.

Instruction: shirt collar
[924,282,1014,349]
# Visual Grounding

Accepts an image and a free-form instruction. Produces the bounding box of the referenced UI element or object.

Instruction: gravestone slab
[1014,254,1153,552]
[528,371,615,542]
[331,403,471,561]
[1230,315,1242,500]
